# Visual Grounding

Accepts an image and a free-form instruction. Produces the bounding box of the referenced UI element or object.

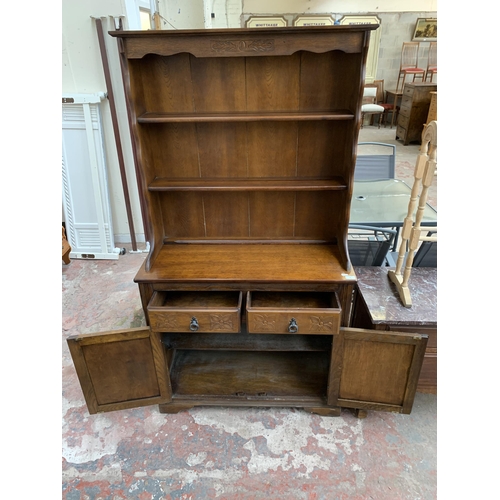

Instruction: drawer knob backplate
[288,318,298,333]
[190,317,199,331]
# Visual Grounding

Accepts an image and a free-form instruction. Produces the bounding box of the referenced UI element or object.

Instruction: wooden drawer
[400,95,413,112]
[396,125,406,139]
[397,113,410,130]
[246,291,341,335]
[403,85,415,97]
[148,291,242,333]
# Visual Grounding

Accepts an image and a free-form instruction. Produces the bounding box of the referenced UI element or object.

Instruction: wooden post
[388,121,437,307]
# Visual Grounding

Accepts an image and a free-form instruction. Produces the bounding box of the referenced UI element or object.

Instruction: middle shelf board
[137,110,355,123]
[148,177,348,191]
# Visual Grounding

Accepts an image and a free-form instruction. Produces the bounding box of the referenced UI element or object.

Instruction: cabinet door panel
[331,327,427,414]
[67,327,171,414]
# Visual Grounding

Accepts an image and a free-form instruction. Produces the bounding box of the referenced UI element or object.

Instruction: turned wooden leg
[305,407,342,417]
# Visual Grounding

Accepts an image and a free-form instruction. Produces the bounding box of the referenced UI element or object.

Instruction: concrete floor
[62,126,437,499]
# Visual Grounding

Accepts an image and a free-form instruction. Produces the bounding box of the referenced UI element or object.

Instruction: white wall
[242,0,437,15]
[62,0,146,244]
[157,0,205,30]
[62,0,437,244]
[204,0,437,27]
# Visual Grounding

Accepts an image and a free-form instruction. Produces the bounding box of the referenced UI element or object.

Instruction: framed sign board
[293,16,334,27]
[339,15,381,83]
[246,17,287,28]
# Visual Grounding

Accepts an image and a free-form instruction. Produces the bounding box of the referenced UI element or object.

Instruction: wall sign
[293,16,334,27]
[246,17,287,28]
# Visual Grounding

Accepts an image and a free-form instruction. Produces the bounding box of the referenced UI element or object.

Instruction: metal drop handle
[189,317,199,331]
[288,318,298,333]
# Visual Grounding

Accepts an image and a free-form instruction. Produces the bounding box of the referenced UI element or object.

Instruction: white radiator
[62,93,122,260]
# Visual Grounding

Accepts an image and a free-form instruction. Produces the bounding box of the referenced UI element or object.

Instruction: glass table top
[350,179,437,226]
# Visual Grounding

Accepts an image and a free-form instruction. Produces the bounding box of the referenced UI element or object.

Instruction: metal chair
[396,42,425,93]
[348,225,397,266]
[388,231,437,269]
[413,231,437,267]
[424,42,437,82]
[354,142,396,180]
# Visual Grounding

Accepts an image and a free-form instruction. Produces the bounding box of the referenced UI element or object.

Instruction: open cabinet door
[67,327,172,414]
[330,327,428,415]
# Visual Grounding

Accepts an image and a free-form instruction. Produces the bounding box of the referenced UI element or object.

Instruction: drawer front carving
[249,313,339,334]
[246,291,341,335]
[148,291,242,333]
[151,311,239,332]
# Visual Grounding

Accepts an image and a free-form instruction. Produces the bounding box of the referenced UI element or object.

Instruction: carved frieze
[211,40,275,53]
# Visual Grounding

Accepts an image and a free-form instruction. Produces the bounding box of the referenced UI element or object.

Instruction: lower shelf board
[169,349,329,400]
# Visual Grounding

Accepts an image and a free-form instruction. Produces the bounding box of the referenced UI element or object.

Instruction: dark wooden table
[385,89,403,128]
[351,266,437,394]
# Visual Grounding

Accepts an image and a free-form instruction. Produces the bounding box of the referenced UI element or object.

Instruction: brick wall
[376,12,437,91]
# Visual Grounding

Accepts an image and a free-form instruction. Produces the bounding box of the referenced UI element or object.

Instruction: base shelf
[169,349,329,399]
